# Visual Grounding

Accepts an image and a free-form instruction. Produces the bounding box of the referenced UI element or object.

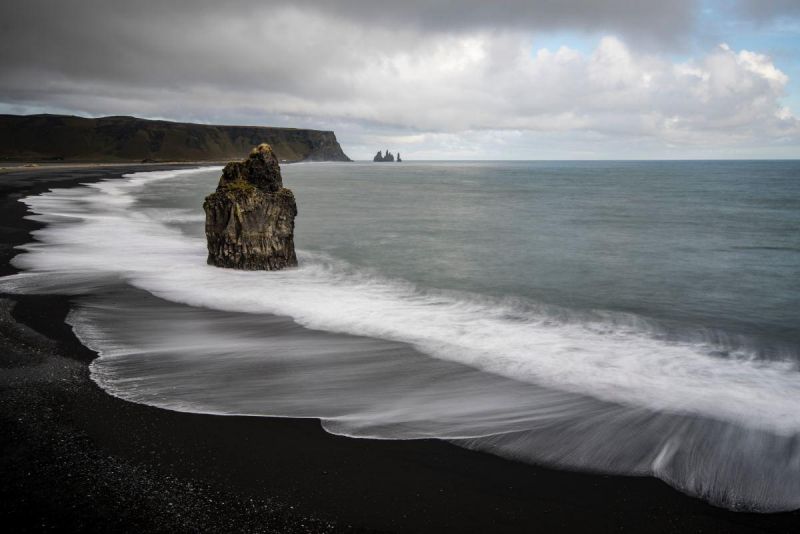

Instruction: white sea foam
[2,167,800,511]
[3,168,800,435]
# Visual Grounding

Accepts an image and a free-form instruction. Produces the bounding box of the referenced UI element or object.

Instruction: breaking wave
[1,167,799,512]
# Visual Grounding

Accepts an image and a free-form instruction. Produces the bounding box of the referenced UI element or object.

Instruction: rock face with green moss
[203,144,298,270]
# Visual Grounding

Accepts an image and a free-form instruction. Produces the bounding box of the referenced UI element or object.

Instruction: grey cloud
[0,0,697,82]
[0,0,797,158]
[0,0,695,109]
[2,1,698,41]
[291,0,696,43]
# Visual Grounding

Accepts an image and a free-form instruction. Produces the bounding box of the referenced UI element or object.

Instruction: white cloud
[229,30,797,152]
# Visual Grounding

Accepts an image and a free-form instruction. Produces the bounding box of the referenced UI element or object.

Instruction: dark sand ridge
[1,165,798,533]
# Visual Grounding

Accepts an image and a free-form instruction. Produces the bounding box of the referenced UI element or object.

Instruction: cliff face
[203,144,298,270]
[0,114,350,163]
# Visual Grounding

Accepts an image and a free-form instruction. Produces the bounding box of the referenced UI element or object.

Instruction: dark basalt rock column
[203,144,298,270]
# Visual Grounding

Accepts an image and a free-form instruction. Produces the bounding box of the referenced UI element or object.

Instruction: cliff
[203,144,298,270]
[0,114,350,163]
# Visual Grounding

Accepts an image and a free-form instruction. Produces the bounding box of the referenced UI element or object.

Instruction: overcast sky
[1,0,799,159]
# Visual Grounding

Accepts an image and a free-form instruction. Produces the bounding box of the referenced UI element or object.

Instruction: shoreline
[0,161,227,174]
[1,165,798,532]
[0,156,351,174]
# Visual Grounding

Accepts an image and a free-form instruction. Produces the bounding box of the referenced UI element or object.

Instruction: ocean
[2,160,799,511]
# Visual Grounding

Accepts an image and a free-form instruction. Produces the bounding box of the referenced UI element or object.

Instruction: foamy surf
[1,166,799,511]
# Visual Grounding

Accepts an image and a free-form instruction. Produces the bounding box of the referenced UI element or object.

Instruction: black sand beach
[1,166,798,533]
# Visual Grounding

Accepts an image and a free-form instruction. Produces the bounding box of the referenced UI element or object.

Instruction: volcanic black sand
[1,165,798,533]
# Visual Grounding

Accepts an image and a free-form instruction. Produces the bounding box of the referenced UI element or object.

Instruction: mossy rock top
[217,143,283,193]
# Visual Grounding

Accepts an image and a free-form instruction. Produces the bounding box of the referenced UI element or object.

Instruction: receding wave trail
[1,168,799,512]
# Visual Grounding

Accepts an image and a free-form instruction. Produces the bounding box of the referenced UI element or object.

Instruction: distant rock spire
[373,149,396,162]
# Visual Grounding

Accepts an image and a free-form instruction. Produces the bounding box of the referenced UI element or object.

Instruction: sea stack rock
[373,149,395,162]
[203,144,298,270]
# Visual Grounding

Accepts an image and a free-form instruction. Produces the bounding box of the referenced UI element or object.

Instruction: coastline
[1,165,798,533]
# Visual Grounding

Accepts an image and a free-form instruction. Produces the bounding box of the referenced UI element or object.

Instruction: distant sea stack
[0,114,351,163]
[203,144,297,270]
[374,149,400,162]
